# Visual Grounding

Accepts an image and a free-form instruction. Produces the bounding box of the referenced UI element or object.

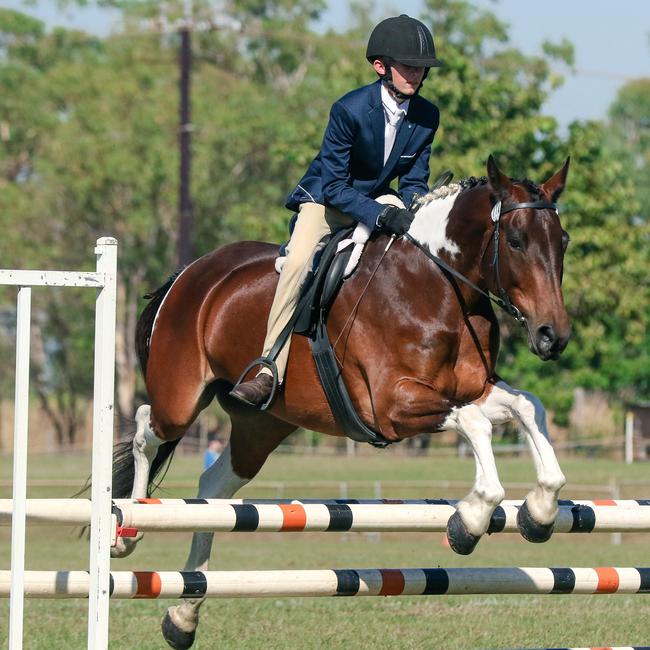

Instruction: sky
[2,0,649,130]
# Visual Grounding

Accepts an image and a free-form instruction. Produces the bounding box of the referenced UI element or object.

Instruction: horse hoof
[517,500,554,543]
[446,510,481,555]
[162,611,196,650]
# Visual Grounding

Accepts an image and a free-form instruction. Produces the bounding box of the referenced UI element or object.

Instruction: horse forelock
[409,184,462,256]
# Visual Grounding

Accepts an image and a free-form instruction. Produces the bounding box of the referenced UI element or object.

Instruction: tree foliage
[0,0,647,440]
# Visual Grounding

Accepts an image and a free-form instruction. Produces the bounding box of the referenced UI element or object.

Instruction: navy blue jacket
[285,80,440,229]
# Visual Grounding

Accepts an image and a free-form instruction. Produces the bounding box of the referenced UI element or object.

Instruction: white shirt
[381,84,410,165]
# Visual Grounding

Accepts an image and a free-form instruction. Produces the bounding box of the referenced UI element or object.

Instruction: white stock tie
[384,108,406,164]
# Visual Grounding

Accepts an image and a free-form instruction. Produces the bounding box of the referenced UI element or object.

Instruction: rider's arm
[320,101,386,230]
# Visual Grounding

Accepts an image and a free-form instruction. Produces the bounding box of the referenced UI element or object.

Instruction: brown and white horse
[112,155,571,649]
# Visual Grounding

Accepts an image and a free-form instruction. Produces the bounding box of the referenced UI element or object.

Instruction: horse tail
[112,432,181,499]
[111,272,183,499]
[135,272,181,376]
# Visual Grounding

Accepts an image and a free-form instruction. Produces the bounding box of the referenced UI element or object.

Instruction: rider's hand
[377,205,415,236]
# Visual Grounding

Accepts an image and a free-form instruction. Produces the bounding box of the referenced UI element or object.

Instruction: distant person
[203,437,224,470]
[230,14,442,408]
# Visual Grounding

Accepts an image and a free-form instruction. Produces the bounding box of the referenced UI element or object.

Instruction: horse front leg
[162,444,250,650]
[443,404,505,554]
[385,382,504,555]
[480,381,566,543]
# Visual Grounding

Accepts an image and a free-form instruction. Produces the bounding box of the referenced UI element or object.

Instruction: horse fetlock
[455,499,495,537]
[539,470,566,496]
[527,485,561,524]
[474,485,505,508]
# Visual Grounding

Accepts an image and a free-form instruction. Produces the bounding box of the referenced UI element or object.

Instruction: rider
[230,14,443,407]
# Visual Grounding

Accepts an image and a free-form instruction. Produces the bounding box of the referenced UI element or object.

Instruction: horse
[111,155,571,649]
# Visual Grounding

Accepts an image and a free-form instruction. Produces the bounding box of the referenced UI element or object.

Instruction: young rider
[230,14,443,407]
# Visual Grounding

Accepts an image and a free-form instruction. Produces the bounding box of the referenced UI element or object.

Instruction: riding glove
[377,205,416,236]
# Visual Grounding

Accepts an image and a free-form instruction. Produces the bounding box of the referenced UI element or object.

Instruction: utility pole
[177,1,193,267]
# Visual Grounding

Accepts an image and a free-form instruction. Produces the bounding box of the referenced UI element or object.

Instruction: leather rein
[404,199,558,327]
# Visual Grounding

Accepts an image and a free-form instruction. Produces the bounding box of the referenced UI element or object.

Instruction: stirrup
[231,357,280,411]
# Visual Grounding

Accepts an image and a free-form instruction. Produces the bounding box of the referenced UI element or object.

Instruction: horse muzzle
[529,323,571,361]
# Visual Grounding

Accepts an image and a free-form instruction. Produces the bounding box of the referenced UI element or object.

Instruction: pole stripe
[379,569,405,596]
[550,568,575,594]
[423,568,449,595]
[570,505,596,533]
[134,572,161,598]
[595,567,620,593]
[486,505,507,533]
[638,568,650,592]
[334,569,359,596]
[233,504,259,531]
[181,572,208,599]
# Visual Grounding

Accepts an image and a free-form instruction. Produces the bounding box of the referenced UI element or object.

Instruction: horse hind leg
[161,404,297,650]
[444,404,505,555]
[111,404,165,558]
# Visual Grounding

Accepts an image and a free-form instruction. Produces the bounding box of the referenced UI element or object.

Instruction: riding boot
[229,373,275,408]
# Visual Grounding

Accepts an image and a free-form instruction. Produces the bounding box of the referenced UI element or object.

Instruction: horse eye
[507,236,522,250]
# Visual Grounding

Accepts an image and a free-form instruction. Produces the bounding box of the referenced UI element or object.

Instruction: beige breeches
[261,195,404,380]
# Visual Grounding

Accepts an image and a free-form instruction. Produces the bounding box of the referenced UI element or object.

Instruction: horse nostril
[537,325,557,352]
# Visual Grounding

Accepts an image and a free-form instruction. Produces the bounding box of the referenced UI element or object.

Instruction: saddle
[268,227,393,448]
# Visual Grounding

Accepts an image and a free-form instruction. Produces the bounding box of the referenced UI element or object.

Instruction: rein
[405,198,558,326]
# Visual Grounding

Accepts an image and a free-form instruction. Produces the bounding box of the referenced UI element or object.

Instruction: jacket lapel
[369,82,385,169]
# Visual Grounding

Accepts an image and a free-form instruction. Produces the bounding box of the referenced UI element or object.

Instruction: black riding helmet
[366,14,443,68]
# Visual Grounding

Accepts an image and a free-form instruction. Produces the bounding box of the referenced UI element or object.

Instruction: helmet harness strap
[378,57,429,102]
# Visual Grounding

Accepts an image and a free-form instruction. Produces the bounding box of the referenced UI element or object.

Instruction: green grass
[1,452,650,649]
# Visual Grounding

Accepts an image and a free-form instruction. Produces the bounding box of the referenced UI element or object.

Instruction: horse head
[484,155,572,360]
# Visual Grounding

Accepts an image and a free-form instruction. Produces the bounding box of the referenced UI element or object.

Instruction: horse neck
[410,186,493,292]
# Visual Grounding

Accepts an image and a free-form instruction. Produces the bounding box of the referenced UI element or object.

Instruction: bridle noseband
[405,198,558,326]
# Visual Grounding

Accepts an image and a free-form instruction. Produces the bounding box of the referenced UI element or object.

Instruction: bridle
[405,198,558,327]
[489,199,558,324]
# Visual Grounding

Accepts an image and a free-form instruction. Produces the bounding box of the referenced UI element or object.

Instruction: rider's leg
[230,202,353,406]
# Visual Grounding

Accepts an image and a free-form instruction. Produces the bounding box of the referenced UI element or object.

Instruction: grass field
[2,451,650,649]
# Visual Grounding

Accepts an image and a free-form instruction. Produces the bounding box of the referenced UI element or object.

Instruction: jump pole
[1,566,649,599]
[3,499,650,534]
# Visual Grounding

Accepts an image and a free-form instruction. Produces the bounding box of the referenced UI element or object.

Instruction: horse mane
[414,174,544,213]
[135,271,181,375]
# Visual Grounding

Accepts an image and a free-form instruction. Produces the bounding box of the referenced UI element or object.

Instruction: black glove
[377,205,415,236]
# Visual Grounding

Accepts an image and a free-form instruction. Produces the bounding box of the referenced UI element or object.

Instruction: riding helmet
[366,14,442,67]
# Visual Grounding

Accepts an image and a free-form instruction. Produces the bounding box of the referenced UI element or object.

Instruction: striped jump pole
[3,498,650,534]
[1,567,649,599]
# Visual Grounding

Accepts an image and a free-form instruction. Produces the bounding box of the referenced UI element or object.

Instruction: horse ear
[486,154,513,201]
[541,157,570,202]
